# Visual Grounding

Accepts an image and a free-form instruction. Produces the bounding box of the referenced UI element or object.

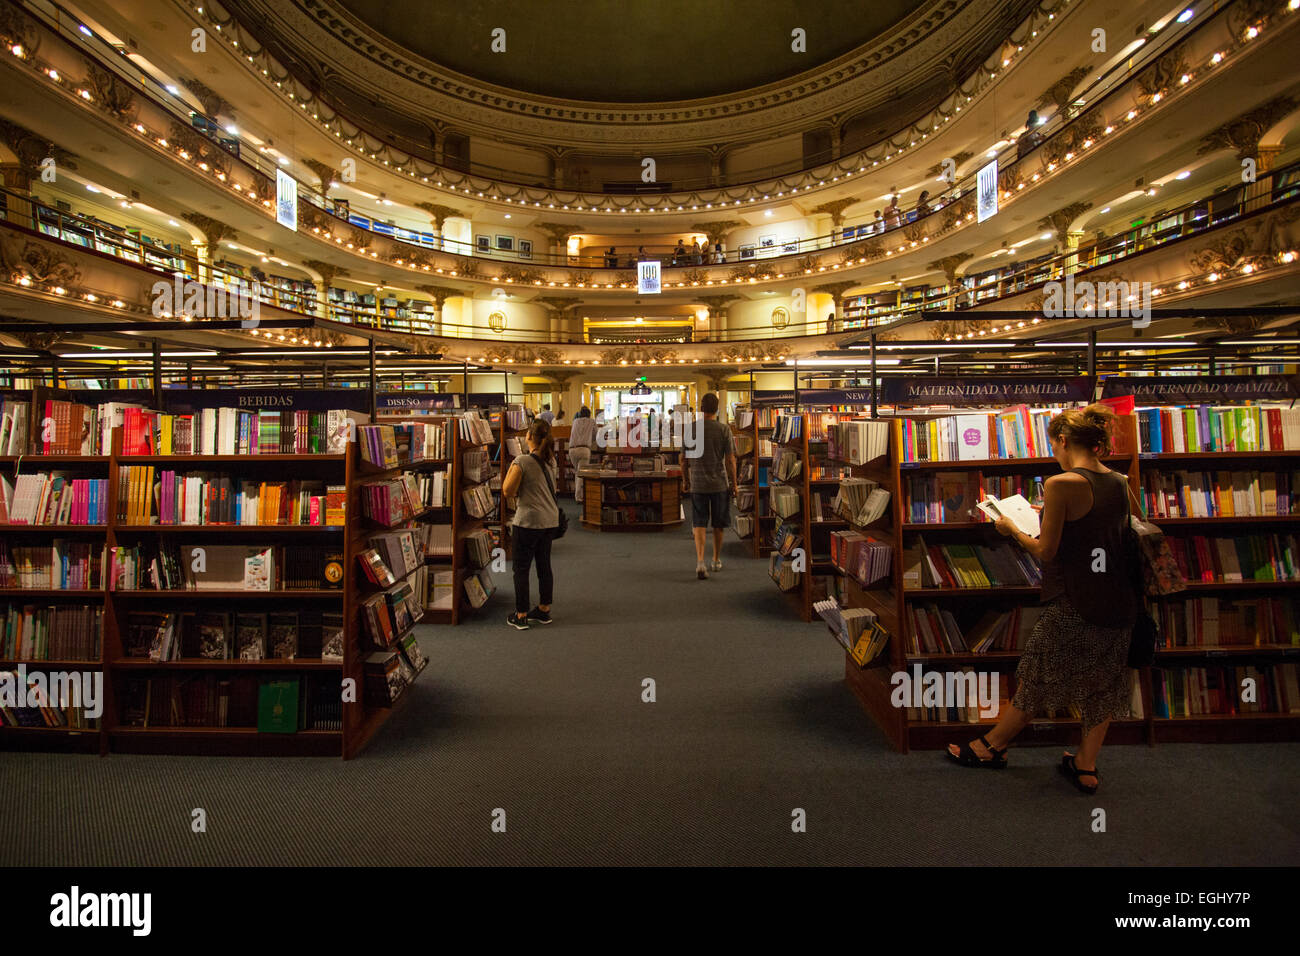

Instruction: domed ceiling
[331,0,926,102]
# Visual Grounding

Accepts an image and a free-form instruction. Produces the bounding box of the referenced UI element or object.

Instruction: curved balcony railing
[4,161,1299,348]
[9,0,1266,256]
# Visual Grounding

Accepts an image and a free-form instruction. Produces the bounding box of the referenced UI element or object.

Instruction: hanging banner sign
[976,159,999,223]
[376,393,462,411]
[276,169,299,231]
[637,260,662,294]
[753,388,876,406]
[465,392,506,408]
[159,388,371,412]
[1100,375,1300,402]
[879,376,1093,406]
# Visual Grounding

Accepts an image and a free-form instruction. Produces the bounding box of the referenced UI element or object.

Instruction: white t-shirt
[538,410,555,424]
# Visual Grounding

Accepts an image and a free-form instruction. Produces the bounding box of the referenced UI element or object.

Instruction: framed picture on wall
[739,243,756,260]
[782,238,799,253]
[495,235,514,251]
[518,239,532,259]
[476,235,491,252]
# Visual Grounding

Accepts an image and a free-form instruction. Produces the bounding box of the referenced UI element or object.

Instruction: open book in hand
[977,493,1040,537]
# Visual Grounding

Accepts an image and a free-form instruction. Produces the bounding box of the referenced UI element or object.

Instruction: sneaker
[710,559,723,572]
[527,607,552,625]
[506,613,530,631]
[696,562,709,580]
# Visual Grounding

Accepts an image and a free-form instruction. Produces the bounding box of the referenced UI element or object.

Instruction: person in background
[872,209,884,234]
[712,242,726,264]
[683,392,737,579]
[502,420,561,630]
[915,190,931,217]
[691,240,703,265]
[555,410,566,425]
[568,406,596,503]
[605,246,618,268]
[673,239,686,265]
[885,191,902,229]
[1018,110,1042,158]
[538,403,555,424]
[947,405,1136,794]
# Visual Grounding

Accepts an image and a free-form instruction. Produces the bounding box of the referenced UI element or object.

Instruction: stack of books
[826,420,891,464]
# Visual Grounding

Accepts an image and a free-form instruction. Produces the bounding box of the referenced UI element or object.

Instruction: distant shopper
[605,246,618,268]
[948,405,1137,794]
[915,190,931,217]
[692,240,703,265]
[674,239,687,265]
[885,192,902,229]
[568,406,596,503]
[684,392,737,579]
[1018,110,1042,158]
[502,420,561,630]
[871,209,884,234]
[712,242,725,263]
[538,403,555,424]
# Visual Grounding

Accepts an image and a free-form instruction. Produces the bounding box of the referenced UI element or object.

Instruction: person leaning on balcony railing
[1018,110,1043,159]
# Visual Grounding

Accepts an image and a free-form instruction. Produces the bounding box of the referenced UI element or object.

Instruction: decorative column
[417,285,461,335]
[928,253,973,311]
[302,259,350,319]
[689,220,744,257]
[1197,96,1297,213]
[812,281,856,333]
[536,296,583,343]
[414,203,463,251]
[0,118,77,229]
[698,295,737,342]
[0,163,33,228]
[1037,202,1092,278]
[534,223,582,264]
[180,213,237,286]
[812,198,857,246]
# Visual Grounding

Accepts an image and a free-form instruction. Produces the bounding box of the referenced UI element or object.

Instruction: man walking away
[538,403,555,424]
[568,406,596,503]
[684,392,736,579]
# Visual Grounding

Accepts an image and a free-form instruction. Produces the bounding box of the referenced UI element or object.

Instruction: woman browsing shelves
[501,420,561,630]
[947,405,1138,794]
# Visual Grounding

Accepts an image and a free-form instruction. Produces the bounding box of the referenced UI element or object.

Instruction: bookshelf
[729,409,757,546]
[736,405,780,558]
[0,391,435,758]
[498,416,528,558]
[454,416,500,620]
[768,413,813,621]
[835,409,1300,751]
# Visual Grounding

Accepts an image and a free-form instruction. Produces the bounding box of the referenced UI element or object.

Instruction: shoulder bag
[1122,483,1163,668]
[529,452,568,540]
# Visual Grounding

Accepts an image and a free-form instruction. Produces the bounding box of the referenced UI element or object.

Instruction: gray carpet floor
[3,500,1299,866]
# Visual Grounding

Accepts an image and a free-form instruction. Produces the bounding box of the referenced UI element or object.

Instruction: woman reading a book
[948,405,1137,794]
[502,420,561,630]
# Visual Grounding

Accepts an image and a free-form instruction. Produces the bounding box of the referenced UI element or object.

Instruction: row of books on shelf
[733,513,754,538]
[1135,405,1298,454]
[0,670,101,729]
[834,478,892,526]
[772,521,802,555]
[462,569,496,609]
[773,449,801,483]
[0,398,32,455]
[605,483,661,503]
[1,474,109,525]
[825,419,891,464]
[125,407,351,456]
[119,673,342,731]
[1167,533,1298,584]
[900,407,1067,463]
[462,481,495,518]
[770,485,801,518]
[829,530,893,587]
[35,398,116,456]
[757,438,775,458]
[359,474,427,525]
[1138,469,1299,518]
[458,412,495,444]
[463,447,494,483]
[908,603,1047,654]
[733,432,755,457]
[360,571,427,648]
[1151,664,1300,716]
[601,505,661,524]
[904,536,1043,589]
[1,604,102,661]
[1157,595,1299,647]
[125,609,342,662]
[772,415,803,443]
[116,469,347,526]
[769,552,800,591]
[813,597,889,664]
[109,542,342,592]
[359,421,451,467]
[366,636,428,707]
[0,540,103,590]
[904,471,1042,524]
[464,528,496,568]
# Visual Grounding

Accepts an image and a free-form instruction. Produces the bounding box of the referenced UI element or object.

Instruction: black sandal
[946,734,1008,769]
[1059,753,1100,794]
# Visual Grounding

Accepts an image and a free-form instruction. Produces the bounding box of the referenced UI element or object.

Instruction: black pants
[512,525,554,615]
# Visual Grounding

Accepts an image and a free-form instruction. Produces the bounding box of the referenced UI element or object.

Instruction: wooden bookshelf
[454,424,499,621]
[834,412,1300,752]
[769,413,813,621]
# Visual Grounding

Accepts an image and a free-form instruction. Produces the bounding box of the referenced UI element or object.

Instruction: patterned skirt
[1013,599,1132,732]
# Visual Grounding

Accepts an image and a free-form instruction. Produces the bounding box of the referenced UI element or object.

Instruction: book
[976,493,1040,536]
[257,679,299,733]
[235,613,267,661]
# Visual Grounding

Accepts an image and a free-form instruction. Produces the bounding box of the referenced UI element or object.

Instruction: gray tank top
[1040,468,1137,629]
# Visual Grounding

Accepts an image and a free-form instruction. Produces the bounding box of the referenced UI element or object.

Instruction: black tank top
[1040,468,1137,629]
